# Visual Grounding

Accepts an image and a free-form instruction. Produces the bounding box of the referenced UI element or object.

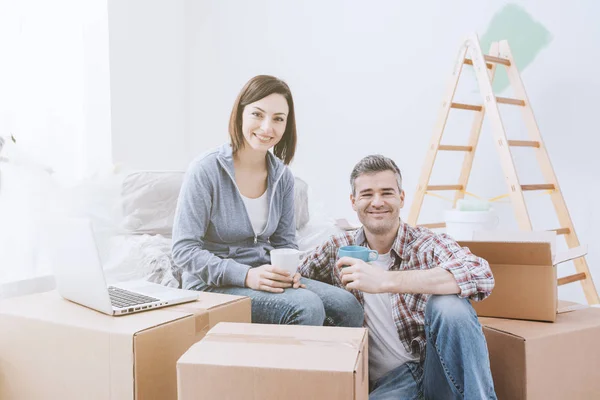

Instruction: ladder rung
[450,102,483,112]
[508,140,540,148]
[496,97,525,106]
[521,184,555,191]
[438,145,473,152]
[484,55,511,66]
[426,185,463,191]
[463,59,492,69]
[464,55,511,67]
[558,272,587,286]
[549,227,571,235]
[418,222,446,229]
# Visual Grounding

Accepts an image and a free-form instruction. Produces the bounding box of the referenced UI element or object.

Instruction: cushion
[121,171,184,236]
[120,171,310,236]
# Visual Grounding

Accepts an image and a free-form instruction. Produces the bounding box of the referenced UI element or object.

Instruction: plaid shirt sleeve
[298,238,337,284]
[298,232,356,285]
[429,233,495,301]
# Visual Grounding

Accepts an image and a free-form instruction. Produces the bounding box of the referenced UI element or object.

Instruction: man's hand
[292,272,306,289]
[337,256,388,294]
[245,265,300,293]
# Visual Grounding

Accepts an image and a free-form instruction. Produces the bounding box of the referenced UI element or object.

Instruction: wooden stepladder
[407,34,599,305]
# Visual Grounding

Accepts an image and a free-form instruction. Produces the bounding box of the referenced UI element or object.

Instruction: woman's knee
[285,290,326,326]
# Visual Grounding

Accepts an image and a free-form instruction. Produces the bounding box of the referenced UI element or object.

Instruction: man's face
[351,170,404,235]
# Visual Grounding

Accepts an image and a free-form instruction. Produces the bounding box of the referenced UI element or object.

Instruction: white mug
[270,248,302,276]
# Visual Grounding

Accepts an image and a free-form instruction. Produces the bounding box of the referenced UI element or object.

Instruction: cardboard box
[0,290,251,400]
[480,306,600,399]
[177,322,369,400]
[459,232,586,322]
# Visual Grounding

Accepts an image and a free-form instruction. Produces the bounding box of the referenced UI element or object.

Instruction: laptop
[48,217,198,316]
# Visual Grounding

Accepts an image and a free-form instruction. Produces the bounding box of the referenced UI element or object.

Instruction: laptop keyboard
[108,286,160,309]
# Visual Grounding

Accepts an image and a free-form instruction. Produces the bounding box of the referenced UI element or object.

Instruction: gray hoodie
[172,143,298,290]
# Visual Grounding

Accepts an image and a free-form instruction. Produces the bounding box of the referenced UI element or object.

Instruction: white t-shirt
[241,190,269,235]
[363,251,419,382]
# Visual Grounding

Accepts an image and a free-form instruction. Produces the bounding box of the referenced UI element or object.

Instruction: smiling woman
[171,75,364,328]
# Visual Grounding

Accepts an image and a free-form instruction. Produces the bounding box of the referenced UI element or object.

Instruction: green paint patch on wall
[480,3,552,93]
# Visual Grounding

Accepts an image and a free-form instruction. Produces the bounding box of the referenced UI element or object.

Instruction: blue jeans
[195,278,364,327]
[369,295,497,400]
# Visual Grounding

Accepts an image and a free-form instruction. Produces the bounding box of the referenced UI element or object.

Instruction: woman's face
[241,93,289,153]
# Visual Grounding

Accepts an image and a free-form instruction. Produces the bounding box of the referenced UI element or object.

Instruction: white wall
[0,0,112,282]
[0,0,112,181]
[108,0,188,171]
[107,0,600,304]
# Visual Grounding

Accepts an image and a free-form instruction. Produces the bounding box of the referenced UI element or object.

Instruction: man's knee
[329,289,364,327]
[286,290,326,326]
[425,294,475,326]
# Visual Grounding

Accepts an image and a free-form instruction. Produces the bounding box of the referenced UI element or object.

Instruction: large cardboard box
[459,236,586,322]
[177,322,369,400]
[0,290,251,400]
[480,307,600,399]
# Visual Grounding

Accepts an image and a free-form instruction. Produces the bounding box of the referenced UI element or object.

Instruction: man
[299,155,497,399]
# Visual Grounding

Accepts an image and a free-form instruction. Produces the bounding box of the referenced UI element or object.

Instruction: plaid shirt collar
[353,219,412,261]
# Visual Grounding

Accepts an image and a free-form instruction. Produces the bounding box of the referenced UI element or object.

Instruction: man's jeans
[369,295,497,400]
[196,278,365,327]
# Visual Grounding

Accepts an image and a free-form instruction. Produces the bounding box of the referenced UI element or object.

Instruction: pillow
[120,171,310,235]
[294,176,310,230]
[121,171,184,236]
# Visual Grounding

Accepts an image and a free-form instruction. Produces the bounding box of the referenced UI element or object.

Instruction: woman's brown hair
[228,75,297,165]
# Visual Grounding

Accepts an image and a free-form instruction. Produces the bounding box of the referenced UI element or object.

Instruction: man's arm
[338,233,494,300]
[382,268,460,294]
[338,258,460,294]
[430,233,494,301]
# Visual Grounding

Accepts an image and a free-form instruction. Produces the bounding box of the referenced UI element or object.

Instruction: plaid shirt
[298,220,494,361]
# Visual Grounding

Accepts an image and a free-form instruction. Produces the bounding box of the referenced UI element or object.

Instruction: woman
[172,75,363,326]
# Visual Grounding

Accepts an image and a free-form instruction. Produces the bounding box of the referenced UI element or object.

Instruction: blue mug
[338,245,379,263]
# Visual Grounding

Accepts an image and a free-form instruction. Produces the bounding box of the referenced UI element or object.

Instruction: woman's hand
[245,265,295,293]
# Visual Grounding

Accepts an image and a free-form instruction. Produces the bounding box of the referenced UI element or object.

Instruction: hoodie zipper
[218,157,285,245]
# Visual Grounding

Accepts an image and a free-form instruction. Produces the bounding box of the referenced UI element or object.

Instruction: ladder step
[464,59,492,69]
[521,184,555,191]
[418,222,446,229]
[549,227,571,235]
[508,140,540,148]
[464,55,511,67]
[496,97,525,106]
[451,102,483,112]
[438,145,473,152]
[427,185,463,191]
[558,272,587,286]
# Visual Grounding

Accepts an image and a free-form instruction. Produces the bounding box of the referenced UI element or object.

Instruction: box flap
[470,230,588,265]
[458,241,553,266]
[178,322,367,373]
[473,230,557,255]
[557,300,589,314]
[479,307,600,340]
[553,245,588,265]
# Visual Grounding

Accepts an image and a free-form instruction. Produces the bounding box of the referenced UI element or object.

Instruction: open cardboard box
[0,290,251,400]
[458,230,588,322]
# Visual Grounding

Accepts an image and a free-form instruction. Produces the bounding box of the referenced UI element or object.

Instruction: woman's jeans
[195,277,364,327]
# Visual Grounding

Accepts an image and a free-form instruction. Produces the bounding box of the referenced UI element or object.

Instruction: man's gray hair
[350,154,403,195]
